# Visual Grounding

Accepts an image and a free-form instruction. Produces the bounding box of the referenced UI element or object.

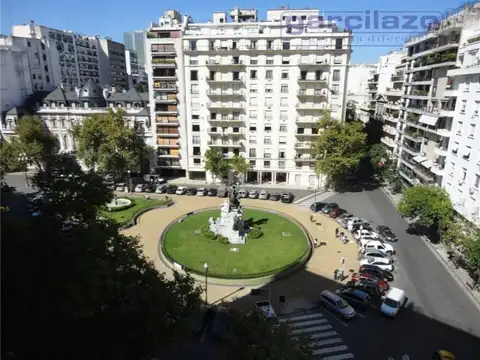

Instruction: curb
[119,200,174,230]
[380,187,480,311]
[294,188,328,204]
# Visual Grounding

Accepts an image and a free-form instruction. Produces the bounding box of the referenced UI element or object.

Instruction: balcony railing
[205,59,245,66]
[207,89,245,97]
[297,90,326,97]
[298,76,328,82]
[207,115,245,122]
[294,142,313,148]
[206,102,244,109]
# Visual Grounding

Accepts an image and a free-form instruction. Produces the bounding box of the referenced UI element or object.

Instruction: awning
[419,115,439,126]
[421,160,433,169]
[413,155,427,163]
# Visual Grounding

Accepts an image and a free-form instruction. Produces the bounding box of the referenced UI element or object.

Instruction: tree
[368,143,390,174]
[73,109,149,179]
[465,232,480,271]
[230,154,250,183]
[311,110,368,187]
[0,141,19,180]
[204,148,229,183]
[398,185,453,229]
[225,311,312,360]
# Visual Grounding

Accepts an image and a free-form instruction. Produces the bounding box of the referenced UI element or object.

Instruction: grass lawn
[100,197,169,225]
[163,209,309,278]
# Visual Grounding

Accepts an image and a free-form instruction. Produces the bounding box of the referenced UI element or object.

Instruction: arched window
[62,135,68,150]
[52,119,57,128]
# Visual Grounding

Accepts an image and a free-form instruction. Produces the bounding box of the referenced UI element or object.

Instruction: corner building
[146,8,352,187]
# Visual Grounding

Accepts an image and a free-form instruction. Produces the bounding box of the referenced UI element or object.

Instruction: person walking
[335,228,339,238]
[347,219,353,232]
[313,238,319,248]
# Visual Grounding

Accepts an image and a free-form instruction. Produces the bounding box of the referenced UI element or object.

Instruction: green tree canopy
[230,154,250,183]
[311,111,368,186]
[398,185,453,229]
[0,141,19,180]
[204,148,229,183]
[73,109,149,178]
[225,311,312,360]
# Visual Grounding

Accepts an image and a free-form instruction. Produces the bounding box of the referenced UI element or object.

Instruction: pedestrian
[313,238,318,247]
[347,219,353,232]
[335,228,339,238]
[333,269,339,281]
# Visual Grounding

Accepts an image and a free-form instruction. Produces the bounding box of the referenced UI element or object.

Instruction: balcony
[296,116,318,124]
[298,75,328,83]
[206,102,244,110]
[294,142,313,149]
[400,129,423,142]
[294,155,316,161]
[406,53,457,73]
[404,89,430,99]
[156,129,179,137]
[399,169,419,185]
[401,142,421,156]
[430,163,445,176]
[208,140,243,148]
[410,41,460,60]
[413,165,435,183]
[296,102,327,111]
[157,160,181,168]
[207,115,245,123]
[391,74,404,83]
[153,83,177,92]
[296,130,320,137]
[206,77,244,84]
[298,60,329,68]
[157,120,179,126]
[383,114,399,123]
[381,137,396,148]
[434,143,449,156]
[208,128,244,136]
[297,89,327,98]
[384,88,403,97]
[205,59,245,68]
[436,128,451,137]
[155,108,178,115]
[157,152,181,158]
[151,45,176,55]
[157,140,180,148]
[152,73,176,81]
[154,94,177,103]
[207,89,245,98]
[151,58,176,68]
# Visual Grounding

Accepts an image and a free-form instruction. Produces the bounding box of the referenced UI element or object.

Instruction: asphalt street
[321,187,480,359]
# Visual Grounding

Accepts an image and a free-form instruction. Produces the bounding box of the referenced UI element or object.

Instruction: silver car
[319,290,356,319]
[361,249,392,262]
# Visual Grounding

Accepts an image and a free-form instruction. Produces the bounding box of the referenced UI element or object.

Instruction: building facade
[124,30,147,66]
[125,49,140,88]
[98,39,128,89]
[146,8,352,187]
[346,64,377,123]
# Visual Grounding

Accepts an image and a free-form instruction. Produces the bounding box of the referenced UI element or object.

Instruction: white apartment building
[0,35,34,114]
[346,64,376,123]
[395,6,480,188]
[442,17,480,224]
[146,8,352,187]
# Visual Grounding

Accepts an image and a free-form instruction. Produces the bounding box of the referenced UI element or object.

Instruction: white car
[360,257,394,272]
[176,186,187,195]
[354,229,379,240]
[197,188,208,196]
[248,190,258,199]
[259,190,269,200]
[361,240,395,256]
[115,183,126,192]
[380,287,406,317]
[134,184,146,192]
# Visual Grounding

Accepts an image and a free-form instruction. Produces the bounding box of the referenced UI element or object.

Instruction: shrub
[218,236,230,245]
[248,226,263,239]
[200,224,218,240]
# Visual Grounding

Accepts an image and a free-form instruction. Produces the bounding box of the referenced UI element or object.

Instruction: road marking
[320,309,349,327]
[323,354,355,360]
[291,324,331,334]
[307,330,337,339]
[356,312,366,318]
[310,338,343,347]
[313,345,349,356]
[289,319,328,328]
[279,313,323,322]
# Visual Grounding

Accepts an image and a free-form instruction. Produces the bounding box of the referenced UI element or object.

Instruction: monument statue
[229,184,241,209]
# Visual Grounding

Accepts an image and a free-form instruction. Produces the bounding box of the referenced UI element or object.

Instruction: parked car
[380,287,406,317]
[208,188,218,196]
[248,190,258,199]
[255,301,278,323]
[376,225,398,242]
[360,257,394,272]
[344,280,383,299]
[197,188,208,196]
[211,310,230,340]
[329,207,347,219]
[175,186,187,195]
[432,350,456,360]
[354,229,379,240]
[310,202,327,213]
[335,288,372,311]
[238,189,248,198]
[359,264,394,282]
[281,192,294,203]
[217,188,228,197]
[340,216,364,229]
[145,183,156,193]
[259,190,269,200]
[155,184,168,194]
[361,249,392,261]
[270,192,281,201]
[321,203,339,213]
[134,183,147,193]
[186,187,197,195]
[166,185,178,194]
[360,240,395,256]
[319,290,356,320]
[115,183,126,192]
[351,272,390,292]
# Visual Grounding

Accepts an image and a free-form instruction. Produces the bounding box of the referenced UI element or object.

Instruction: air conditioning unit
[469,187,475,195]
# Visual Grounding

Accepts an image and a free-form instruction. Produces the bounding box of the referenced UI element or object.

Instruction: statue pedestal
[209,200,247,244]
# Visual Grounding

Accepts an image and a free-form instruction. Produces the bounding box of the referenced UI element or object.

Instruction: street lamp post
[127,170,132,193]
[203,263,209,307]
[19,153,29,187]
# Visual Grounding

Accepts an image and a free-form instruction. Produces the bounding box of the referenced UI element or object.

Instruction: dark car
[210,310,229,340]
[186,187,197,195]
[321,203,339,213]
[144,183,156,193]
[335,288,372,311]
[281,192,294,203]
[310,201,327,213]
[329,208,347,219]
[166,185,178,194]
[359,264,394,282]
[208,188,217,196]
[377,225,398,242]
[217,188,228,198]
[344,280,383,299]
[270,192,281,201]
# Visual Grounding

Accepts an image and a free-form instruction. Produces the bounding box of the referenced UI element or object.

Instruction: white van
[380,287,406,317]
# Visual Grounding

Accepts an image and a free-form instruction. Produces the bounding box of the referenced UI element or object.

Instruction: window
[265,110,272,119]
[266,57,274,65]
[264,152,271,158]
[281,71,289,79]
[192,124,200,132]
[249,125,257,131]
[44,65,48,72]
[266,84,273,93]
[279,151,286,159]
[469,123,476,138]
[279,136,287,144]
[301,15,307,20]
[282,41,290,50]
[250,70,257,79]
[267,41,273,50]
[333,70,341,81]
[192,135,200,144]
[265,70,273,79]
[46,76,50,83]
[265,97,273,106]
[250,97,258,105]
[452,142,459,155]
[249,149,256,157]
[190,40,197,50]
[233,72,240,80]
[281,84,288,93]
[334,56,342,64]
[193,147,201,155]
[264,125,272,133]
[250,84,258,93]
[264,137,272,144]
[194,158,201,165]
[249,110,257,118]
[457,121,463,134]
[280,111,288,120]
[474,101,480,116]
[475,174,480,188]
[278,160,286,169]
[251,40,257,49]
[264,160,271,167]
[461,100,467,114]
[190,70,198,81]
[332,84,340,94]
[282,57,290,64]
[462,168,467,181]
[250,58,258,65]
[450,162,456,175]
[335,38,343,49]
[249,136,256,144]
[280,97,288,106]
[463,146,471,160]
[191,84,199,94]
[192,114,199,120]
[280,124,287,132]
[27,41,31,47]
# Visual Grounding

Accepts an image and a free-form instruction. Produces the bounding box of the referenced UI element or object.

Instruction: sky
[0,0,473,63]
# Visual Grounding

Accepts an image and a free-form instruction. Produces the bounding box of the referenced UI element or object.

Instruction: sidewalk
[167,177,316,190]
[381,186,480,310]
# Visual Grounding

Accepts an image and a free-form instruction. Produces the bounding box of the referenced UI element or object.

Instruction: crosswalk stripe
[313,345,349,356]
[279,313,324,323]
[307,330,337,339]
[323,354,355,360]
[289,319,327,328]
[291,324,330,335]
[310,338,343,347]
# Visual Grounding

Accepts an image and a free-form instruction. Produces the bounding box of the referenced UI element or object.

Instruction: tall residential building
[125,49,140,88]
[441,16,480,224]
[346,64,377,123]
[146,8,352,187]
[0,35,34,113]
[98,38,128,89]
[394,9,475,188]
[124,30,146,65]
